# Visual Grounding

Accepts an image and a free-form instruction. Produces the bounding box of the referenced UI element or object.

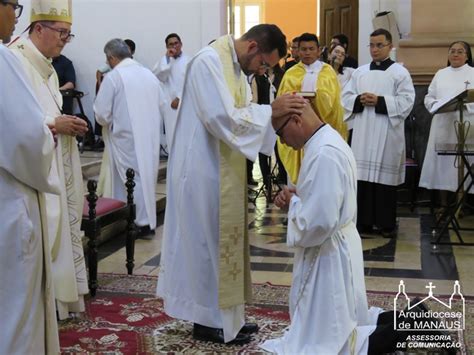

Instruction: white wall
[15,0,227,123]
[358,0,411,65]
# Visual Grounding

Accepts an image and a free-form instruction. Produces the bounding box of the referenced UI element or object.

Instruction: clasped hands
[359,92,378,106]
[53,115,89,137]
[274,186,296,211]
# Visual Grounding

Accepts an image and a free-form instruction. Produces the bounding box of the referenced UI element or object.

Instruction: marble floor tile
[96,196,474,299]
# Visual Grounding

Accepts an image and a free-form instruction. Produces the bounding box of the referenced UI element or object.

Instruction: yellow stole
[210,36,252,308]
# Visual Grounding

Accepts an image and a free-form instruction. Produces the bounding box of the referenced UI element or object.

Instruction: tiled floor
[96,186,474,299]
[83,151,473,332]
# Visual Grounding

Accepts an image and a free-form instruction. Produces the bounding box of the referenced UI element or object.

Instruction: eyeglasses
[2,1,23,18]
[368,43,391,49]
[275,117,292,137]
[41,23,75,42]
[449,49,466,55]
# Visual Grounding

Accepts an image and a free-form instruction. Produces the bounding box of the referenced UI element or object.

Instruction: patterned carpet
[59,274,472,354]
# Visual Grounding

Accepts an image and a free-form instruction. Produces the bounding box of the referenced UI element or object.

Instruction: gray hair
[104,38,132,60]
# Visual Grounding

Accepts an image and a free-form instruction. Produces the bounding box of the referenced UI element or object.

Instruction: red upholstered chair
[81,168,137,296]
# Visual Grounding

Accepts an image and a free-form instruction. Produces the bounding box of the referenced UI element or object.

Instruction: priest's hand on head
[54,115,89,137]
[271,93,306,120]
[360,92,378,106]
[274,186,296,211]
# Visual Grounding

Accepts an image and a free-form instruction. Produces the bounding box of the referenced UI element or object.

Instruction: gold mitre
[30,0,72,24]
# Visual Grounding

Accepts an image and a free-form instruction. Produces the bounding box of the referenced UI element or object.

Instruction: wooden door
[319,0,359,60]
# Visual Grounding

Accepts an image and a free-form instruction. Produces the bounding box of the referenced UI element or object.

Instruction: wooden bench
[81,168,137,296]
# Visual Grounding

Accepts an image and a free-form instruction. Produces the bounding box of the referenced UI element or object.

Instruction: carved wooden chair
[81,168,137,296]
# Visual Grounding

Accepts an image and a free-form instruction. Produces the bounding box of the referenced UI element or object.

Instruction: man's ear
[247,40,259,55]
[293,114,303,126]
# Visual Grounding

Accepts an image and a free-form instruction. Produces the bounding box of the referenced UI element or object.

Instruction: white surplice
[338,67,355,91]
[157,42,275,342]
[152,53,190,149]
[342,62,415,186]
[94,58,163,229]
[11,37,88,319]
[0,43,60,355]
[419,64,474,192]
[261,125,381,355]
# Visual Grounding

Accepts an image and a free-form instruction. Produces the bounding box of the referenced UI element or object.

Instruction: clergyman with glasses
[342,28,415,238]
[10,0,90,320]
[157,24,306,345]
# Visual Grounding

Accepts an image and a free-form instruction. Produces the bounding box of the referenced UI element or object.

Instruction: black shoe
[240,322,258,334]
[193,323,251,345]
[137,225,154,240]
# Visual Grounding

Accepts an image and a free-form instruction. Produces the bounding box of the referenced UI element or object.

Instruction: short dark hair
[370,28,392,43]
[241,24,287,58]
[124,39,136,54]
[165,33,181,45]
[292,36,300,43]
[447,41,473,67]
[332,33,349,49]
[298,33,320,47]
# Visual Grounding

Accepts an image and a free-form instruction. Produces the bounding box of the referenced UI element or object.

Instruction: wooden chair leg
[125,168,137,275]
[86,180,99,297]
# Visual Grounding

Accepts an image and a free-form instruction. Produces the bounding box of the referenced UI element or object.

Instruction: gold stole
[210,36,252,308]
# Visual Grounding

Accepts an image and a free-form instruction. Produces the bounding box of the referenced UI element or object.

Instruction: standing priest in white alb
[157,24,306,345]
[342,28,415,238]
[95,38,163,238]
[0,2,60,352]
[152,33,189,151]
[10,0,90,320]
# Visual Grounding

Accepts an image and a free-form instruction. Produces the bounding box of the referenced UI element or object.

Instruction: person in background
[329,43,355,90]
[153,33,190,152]
[342,29,415,238]
[52,54,76,114]
[277,32,346,186]
[419,41,474,210]
[124,38,135,57]
[283,36,300,71]
[250,63,287,188]
[94,38,164,239]
[331,33,358,69]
